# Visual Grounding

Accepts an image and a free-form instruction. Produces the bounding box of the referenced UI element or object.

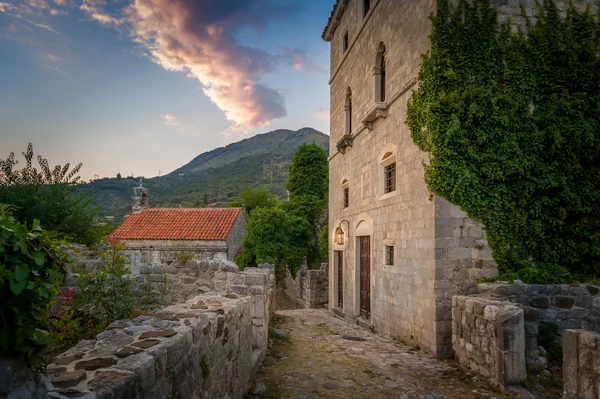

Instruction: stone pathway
[249,309,509,399]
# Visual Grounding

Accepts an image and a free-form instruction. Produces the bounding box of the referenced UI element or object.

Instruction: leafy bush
[286,143,328,200]
[407,0,600,276]
[47,289,105,357]
[75,242,134,321]
[0,144,108,246]
[0,204,69,368]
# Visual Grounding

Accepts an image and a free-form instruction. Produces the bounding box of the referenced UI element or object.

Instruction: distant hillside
[83,127,329,221]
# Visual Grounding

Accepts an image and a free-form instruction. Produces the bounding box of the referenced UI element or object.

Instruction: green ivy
[407,0,600,277]
[0,204,69,368]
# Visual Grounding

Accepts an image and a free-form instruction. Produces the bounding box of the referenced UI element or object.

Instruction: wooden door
[359,236,371,319]
[336,251,343,308]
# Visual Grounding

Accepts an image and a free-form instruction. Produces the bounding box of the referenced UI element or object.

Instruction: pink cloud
[280,46,325,72]
[313,107,330,120]
[121,0,288,131]
[162,113,179,126]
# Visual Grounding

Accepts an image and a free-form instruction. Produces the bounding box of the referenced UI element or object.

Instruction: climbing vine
[407,0,600,278]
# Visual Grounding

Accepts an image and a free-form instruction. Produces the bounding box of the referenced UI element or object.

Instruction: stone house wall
[326,0,493,357]
[1,265,275,399]
[452,296,526,389]
[325,0,597,358]
[563,329,600,399]
[226,211,246,261]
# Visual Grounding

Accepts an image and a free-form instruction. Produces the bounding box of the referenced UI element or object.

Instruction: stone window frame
[374,42,387,103]
[345,87,353,136]
[341,179,349,209]
[385,245,394,266]
[384,162,396,194]
[362,0,371,17]
[378,144,398,201]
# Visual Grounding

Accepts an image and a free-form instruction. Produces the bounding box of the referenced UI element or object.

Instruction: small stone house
[108,204,246,273]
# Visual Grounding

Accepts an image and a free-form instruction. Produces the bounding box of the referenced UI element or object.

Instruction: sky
[0,0,333,180]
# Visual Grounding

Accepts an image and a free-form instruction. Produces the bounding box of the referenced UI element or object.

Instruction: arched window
[345,88,352,135]
[375,42,386,102]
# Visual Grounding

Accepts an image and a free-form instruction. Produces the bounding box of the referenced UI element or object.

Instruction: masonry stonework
[324,0,597,358]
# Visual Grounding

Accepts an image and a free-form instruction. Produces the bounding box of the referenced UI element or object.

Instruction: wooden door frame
[354,235,372,319]
[334,250,343,309]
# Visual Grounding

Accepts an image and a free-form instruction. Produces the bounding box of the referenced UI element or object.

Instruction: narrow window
[379,53,386,102]
[363,0,371,17]
[343,31,349,52]
[384,162,396,194]
[385,246,394,266]
[345,88,352,135]
[343,187,349,208]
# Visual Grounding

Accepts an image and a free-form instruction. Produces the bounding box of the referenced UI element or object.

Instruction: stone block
[530,296,550,309]
[562,329,582,399]
[555,296,575,309]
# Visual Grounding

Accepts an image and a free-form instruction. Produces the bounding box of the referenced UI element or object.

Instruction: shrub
[0,204,69,368]
[75,242,134,321]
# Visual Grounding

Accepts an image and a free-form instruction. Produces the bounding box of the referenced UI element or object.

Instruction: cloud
[44,64,64,73]
[117,0,293,131]
[162,113,179,126]
[313,107,330,120]
[80,0,123,26]
[280,46,324,72]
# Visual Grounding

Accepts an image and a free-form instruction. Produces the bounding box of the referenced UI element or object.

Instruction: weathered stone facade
[452,296,526,389]
[324,0,598,358]
[324,0,496,357]
[563,329,600,399]
[1,264,275,399]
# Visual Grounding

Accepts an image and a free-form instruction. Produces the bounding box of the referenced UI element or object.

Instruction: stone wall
[563,329,600,399]
[2,264,275,399]
[452,296,526,389]
[279,264,329,310]
[477,282,600,372]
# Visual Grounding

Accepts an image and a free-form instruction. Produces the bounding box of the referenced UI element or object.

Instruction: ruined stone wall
[477,282,600,373]
[226,212,246,261]
[562,329,600,399]
[280,264,329,310]
[452,296,526,388]
[2,265,275,399]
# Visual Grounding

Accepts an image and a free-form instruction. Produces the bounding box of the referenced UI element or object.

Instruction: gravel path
[249,309,508,399]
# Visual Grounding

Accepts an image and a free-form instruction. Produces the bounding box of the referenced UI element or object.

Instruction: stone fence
[477,282,600,373]
[1,264,275,399]
[563,329,600,399]
[278,263,328,310]
[452,296,526,389]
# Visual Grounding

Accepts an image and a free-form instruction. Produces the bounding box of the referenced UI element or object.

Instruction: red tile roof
[107,208,242,241]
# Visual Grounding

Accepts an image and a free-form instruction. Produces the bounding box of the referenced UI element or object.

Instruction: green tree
[406,0,600,277]
[238,207,289,268]
[0,204,69,368]
[0,144,107,246]
[229,185,278,217]
[286,143,328,200]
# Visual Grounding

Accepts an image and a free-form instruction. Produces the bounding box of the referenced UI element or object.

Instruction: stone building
[108,185,245,273]
[323,0,598,358]
[322,0,497,358]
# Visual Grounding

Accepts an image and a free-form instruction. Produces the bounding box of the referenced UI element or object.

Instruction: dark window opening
[343,187,349,208]
[343,31,349,52]
[141,192,147,205]
[363,0,371,17]
[348,96,352,133]
[380,54,386,102]
[385,246,394,266]
[384,162,396,194]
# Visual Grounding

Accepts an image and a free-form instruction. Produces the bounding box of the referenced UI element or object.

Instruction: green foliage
[319,220,329,261]
[175,251,194,264]
[0,144,107,246]
[479,264,575,284]
[47,289,106,358]
[238,207,289,268]
[230,185,278,217]
[286,143,329,200]
[0,204,69,368]
[74,242,134,321]
[407,0,600,276]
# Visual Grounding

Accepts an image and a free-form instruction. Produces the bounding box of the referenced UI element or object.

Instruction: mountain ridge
[84,127,329,220]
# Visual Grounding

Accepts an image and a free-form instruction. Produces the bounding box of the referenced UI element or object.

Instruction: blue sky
[0,0,332,180]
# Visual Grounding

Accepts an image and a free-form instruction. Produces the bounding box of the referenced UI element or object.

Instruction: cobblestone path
[250,309,508,399]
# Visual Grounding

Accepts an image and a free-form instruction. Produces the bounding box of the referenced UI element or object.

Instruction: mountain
[83,127,329,220]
